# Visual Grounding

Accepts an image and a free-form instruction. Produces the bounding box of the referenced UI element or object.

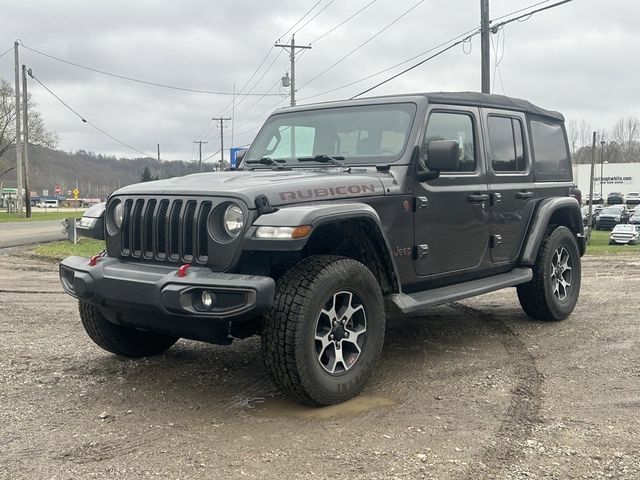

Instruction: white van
[38,199,59,208]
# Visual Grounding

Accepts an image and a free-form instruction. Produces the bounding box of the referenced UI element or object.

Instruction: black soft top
[425,92,564,122]
[292,91,564,122]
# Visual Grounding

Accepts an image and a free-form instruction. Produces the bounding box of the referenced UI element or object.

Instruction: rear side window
[530,120,571,181]
[488,116,526,173]
[424,112,476,172]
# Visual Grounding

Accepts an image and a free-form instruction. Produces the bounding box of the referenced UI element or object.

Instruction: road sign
[42,190,48,197]
[54,185,61,194]
[73,188,80,199]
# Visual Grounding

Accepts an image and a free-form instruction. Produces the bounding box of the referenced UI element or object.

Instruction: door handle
[516,191,534,199]
[468,193,490,203]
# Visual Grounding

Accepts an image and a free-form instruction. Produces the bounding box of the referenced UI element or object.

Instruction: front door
[483,110,536,263]
[414,107,490,277]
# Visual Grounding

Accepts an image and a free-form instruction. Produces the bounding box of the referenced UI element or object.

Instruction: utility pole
[586,131,597,243]
[275,34,311,107]
[14,41,23,215]
[157,143,161,180]
[212,117,230,171]
[193,141,207,173]
[599,140,606,199]
[21,65,32,217]
[480,0,490,94]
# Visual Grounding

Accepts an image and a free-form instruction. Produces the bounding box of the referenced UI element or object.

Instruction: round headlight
[113,201,124,228]
[223,204,244,237]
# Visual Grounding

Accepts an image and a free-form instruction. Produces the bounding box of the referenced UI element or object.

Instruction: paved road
[1,251,639,479]
[0,220,66,247]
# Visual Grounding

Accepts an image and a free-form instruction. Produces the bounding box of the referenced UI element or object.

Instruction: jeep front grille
[120,198,211,264]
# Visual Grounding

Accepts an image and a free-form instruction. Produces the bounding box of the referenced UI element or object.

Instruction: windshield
[244,103,417,166]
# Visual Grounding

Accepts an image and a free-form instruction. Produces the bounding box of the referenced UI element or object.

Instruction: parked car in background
[36,199,59,208]
[626,192,640,205]
[629,210,640,225]
[581,205,603,227]
[609,224,640,245]
[607,192,624,205]
[586,192,603,204]
[596,205,630,230]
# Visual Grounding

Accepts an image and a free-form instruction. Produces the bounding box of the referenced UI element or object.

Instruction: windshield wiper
[297,155,347,168]
[244,157,286,166]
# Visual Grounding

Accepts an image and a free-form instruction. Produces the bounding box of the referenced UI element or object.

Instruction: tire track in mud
[448,302,543,480]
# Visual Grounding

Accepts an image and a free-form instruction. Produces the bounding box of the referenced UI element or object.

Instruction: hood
[114,168,393,208]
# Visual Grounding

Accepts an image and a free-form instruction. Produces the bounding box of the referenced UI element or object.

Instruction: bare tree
[611,116,640,163]
[0,78,59,160]
[578,120,591,149]
[566,119,579,160]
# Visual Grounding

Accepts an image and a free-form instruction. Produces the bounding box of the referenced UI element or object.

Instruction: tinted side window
[424,112,476,172]
[530,120,571,181]
[488,116,526,173]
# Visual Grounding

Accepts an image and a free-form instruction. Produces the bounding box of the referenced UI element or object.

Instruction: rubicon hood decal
[278,184,377,201]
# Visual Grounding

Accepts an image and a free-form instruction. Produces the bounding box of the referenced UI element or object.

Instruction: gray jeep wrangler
[60,92,585,406]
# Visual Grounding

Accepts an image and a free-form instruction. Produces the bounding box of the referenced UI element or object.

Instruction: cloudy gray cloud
[1,0,637,165]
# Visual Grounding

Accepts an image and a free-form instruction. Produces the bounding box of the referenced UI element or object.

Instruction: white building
[572,163,640,198]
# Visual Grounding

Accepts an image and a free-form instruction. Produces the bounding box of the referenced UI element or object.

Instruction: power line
[308,0,379,45]
[491,0,551,22]
[294,0,338,34]
[28,69,154,158]
[298,0,425,90]
[203,147,221,162]
[0,46,13,59]
[195,0,330,142]
[351,0,574,99]
[298,25,480,102]
[206,46,278,126]
[490,0,573,30]
[351,35,476,98]
[278,0,324,41]
[19,41,281,96]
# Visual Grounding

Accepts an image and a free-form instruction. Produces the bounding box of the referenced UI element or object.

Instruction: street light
[600,140,606,199]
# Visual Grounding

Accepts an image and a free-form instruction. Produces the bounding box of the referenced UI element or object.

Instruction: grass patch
[586,229,640,255]
[32,238,105,261]
[0,211,86,223]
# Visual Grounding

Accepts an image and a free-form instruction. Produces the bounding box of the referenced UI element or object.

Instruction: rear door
[413,106,490,277]
[483,110,535,263]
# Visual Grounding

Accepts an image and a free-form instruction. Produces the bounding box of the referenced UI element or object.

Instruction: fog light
[201,290,215,309]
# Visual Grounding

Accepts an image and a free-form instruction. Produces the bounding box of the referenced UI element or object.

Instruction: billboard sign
[230,147,249,169]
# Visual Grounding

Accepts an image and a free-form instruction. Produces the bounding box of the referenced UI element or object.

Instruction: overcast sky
[1,0,638,165]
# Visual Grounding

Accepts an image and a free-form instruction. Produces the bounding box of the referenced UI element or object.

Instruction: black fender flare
[242,202,401,292]
[519,196,585,266]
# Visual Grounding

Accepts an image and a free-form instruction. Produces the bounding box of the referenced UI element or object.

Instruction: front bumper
[59,256,275,323]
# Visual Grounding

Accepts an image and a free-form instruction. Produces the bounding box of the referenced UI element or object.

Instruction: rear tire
[517,226,581,321]
[261,256,385,406]
[79,301,178,357]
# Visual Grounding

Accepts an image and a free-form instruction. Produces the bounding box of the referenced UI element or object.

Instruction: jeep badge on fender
[60,92,585,406]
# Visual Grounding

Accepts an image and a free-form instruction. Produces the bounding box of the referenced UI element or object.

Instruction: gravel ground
[1,248,639,479]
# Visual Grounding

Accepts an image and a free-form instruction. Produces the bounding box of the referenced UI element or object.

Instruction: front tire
[517,226,581,321]
[262,256,385,406]
[79,301,178,357]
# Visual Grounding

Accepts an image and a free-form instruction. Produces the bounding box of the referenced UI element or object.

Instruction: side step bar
[389,267,533,315]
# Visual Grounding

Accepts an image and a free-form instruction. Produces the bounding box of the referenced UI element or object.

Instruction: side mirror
[235,149,247,165]
[416,168,440,182]
[426,140,460,172]
[76,202,106,240]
